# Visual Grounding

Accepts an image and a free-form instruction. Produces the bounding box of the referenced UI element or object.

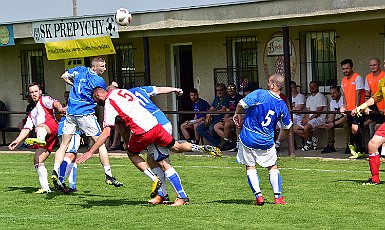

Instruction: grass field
[1,153,385,229]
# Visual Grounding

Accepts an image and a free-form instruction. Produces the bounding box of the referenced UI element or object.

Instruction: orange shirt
[365,70,385,110]
[341,72,365,111]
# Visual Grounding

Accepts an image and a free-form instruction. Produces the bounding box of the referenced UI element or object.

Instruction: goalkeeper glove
[356,103,368,117]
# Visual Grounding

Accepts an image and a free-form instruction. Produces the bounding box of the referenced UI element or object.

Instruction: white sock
[104,165,112,177]
[269,168,282,198]
[53,163,61,175]
[152,167,167,196]
[246,169,262,198]
[143,168,157,181]
[65,159,74,179]
[36,127,48,141]
[35,163,49,191]
[381,145,385,157]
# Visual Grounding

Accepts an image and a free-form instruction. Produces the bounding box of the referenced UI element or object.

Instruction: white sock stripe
[369,153,380,157]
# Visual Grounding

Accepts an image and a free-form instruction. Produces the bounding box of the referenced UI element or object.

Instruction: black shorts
[368,104,385,124]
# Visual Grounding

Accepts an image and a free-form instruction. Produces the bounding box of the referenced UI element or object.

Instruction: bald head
[92,87,108,106]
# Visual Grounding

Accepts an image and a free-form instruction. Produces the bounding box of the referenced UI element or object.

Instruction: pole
[143,37,151,85]
[283,26,295,157]
[73,0,78,16]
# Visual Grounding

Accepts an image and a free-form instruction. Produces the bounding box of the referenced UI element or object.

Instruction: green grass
[1,153,385,229]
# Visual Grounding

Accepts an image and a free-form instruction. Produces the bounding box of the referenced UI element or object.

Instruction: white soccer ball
[114,8,132,26]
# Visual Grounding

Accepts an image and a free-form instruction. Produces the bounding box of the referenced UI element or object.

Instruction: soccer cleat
[348,144,357,156]
[274,196,286,205]
[221,141,236,151]
[349,152,365,159]
[35,188,51,194]
[201,145,222,157]
[344,147,351,155]
[301,143,313,151]
[25,138,46,147]
[229,147,238,152]
[148,194,170,205]
[169,197,190,206]
[321,145,336,154]
[105,174,124,187]
[51,171,69,194]
[150,177,162,198]
[362,178,380,185]
[311,137,318,150]
[255,196,265,206]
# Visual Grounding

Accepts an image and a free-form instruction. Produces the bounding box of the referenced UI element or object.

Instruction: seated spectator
[275,81,306,151]
[196,83,229,147]
[180,88,210,144]
[293,81,327,151]
[321,86,349,153]
[214,83,243,150]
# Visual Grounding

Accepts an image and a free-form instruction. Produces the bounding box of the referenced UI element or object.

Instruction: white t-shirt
[306,92,327,119]
[330,95,345,120]
[292,93,306,118]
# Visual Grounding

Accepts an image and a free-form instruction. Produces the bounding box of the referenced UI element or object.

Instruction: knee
[196,124,206,133]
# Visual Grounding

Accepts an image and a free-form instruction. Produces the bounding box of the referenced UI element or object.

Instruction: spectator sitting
[321,86,349,153]
[196,83,229,147]
[180,88,210,144]
[214,83,243,151]
[293,81,327,151]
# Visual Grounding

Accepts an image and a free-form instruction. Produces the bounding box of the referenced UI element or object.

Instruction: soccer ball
[114,8,132,26]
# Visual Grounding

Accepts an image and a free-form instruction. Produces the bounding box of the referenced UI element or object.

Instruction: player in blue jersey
[51,57,122,193]
[233,74,292,206]
[128,85,190,206]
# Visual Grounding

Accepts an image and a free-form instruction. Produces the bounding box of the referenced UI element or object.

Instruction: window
[108,44,144,88]
[214,36,259,95]
[20,50,45,98]
[299,31,337,93]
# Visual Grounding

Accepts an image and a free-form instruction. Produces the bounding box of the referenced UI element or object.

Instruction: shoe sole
[106,180,124,187]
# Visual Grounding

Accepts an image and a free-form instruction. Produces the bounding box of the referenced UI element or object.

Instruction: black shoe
[51,171,69,194]
[344,147,351,154]
[321,145,336,153]
[221,141,236,151]
[105,174,124,187]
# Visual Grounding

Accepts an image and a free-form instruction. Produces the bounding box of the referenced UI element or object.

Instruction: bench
[0,127,20,145]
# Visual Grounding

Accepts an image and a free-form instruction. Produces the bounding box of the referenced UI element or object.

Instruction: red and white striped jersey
[24,96,57,130]
[103,89,158,134]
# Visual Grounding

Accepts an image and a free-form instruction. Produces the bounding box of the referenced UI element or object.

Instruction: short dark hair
[340,59,353,68]
[329,85,341,91]
[290,81,297,85]
[189,88,198,94]
[28,82,41,90]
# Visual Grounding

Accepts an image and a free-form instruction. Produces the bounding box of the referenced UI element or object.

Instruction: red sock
[369,154,380,183]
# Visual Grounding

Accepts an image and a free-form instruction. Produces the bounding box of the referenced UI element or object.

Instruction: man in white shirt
[293,81,327,151]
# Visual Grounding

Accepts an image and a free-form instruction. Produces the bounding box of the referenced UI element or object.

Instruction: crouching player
[8,83,65,193]
[352,76,385,185]
[233,74,292,205]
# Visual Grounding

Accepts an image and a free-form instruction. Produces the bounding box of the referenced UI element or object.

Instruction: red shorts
[37,119,58,152]
[127,124,174,153]
[374,123,385,137]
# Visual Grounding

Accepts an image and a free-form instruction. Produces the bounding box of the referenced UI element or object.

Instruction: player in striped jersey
[233,74,292,205]
[8,83,66,194]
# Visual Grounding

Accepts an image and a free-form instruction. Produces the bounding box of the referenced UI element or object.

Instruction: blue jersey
[240,89,292,150]
[66,66,107,116]
[128,86,170,126]
[193,98,210,119]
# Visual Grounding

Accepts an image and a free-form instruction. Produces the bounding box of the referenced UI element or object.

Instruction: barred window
[215,36,259,95]
[108,44,144,88]
[20,50,45,98]
[299,31,337,93]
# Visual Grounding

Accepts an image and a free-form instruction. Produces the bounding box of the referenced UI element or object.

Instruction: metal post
[143,37,151,85]
[72,0,78,16]
[283,26,295,157]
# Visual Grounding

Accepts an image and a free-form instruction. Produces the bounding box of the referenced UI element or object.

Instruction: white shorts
[58,133,82,154]
[236,140,277,168]
[297,117,325,130]
[63,114,101,136]
[147,122,172,162]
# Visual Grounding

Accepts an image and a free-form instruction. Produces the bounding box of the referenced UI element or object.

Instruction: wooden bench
[0,127,20,145]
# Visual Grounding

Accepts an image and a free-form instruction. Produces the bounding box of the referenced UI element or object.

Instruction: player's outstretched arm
[61,72,74,86]
[8,129,30,150]
[156,87,183,96]
[76,127,111,163]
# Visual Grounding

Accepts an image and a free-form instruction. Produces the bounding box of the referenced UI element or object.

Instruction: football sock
[143,168,157,181]
[165,167,187,199]
[191,144,201,152]
[53,163,61,175]
[369,153,380,183]
[59,157,71,183]
[35,163,49,191]
[68,163,77,189]
[152,167,167,197]
[381,145,385,157]
[269,168,282,198]
[246,169,262,198]
[104,165,113,177]
[36,127,48,141]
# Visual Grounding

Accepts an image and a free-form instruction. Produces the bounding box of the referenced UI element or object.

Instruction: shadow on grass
[7,186,37,194]
[79,198,148,208]
[208,199,257,205]
[336,179,384,185]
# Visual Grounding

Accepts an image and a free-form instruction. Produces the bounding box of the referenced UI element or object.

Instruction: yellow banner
[45,36,116,60]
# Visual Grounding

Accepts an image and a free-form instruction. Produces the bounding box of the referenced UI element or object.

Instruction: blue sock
[59,160,68,183]
[165,167,187,199]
